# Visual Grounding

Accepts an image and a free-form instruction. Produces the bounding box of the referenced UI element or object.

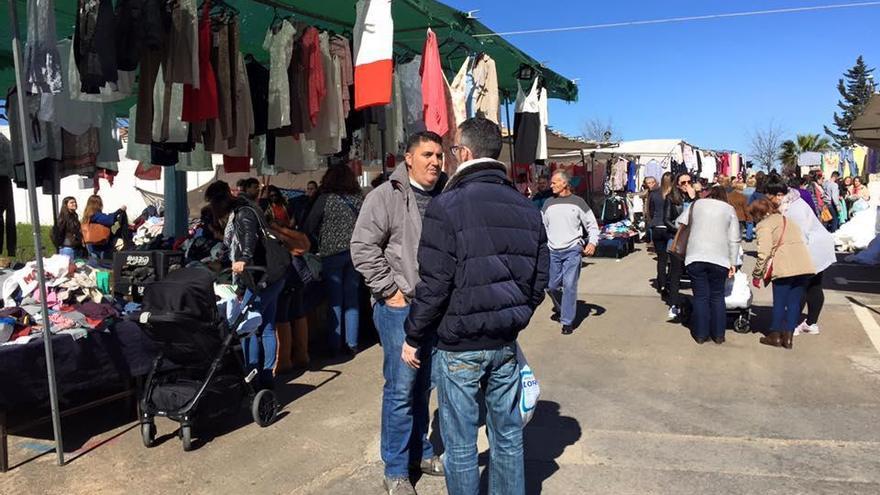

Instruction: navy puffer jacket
[405,160,550,352]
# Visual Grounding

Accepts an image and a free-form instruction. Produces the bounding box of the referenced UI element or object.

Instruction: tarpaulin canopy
[0,0,578,113]
[853,94,880,149]
[551,139,693,162]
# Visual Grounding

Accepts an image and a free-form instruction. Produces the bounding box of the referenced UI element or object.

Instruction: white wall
[1,126,219,226]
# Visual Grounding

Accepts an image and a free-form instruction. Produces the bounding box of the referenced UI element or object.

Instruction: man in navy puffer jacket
[402,117,549,495]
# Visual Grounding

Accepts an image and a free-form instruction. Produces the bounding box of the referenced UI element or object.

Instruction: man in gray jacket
[351,131,447,494]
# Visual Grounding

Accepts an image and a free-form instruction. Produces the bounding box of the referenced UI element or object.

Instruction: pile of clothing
[133,216,165,247]
[600,219,638,240]
[0,254,120,344]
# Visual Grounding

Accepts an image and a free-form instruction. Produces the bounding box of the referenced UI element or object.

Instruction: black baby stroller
[135,266,277,451]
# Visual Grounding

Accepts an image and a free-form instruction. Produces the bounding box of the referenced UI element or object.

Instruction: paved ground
[3,244,880,494]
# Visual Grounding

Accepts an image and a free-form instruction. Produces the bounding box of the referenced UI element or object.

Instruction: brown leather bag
[270,225,311,256]
[667,202,694,258]
[81,222,111,245]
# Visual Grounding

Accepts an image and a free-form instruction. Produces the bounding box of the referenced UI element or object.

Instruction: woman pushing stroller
[205,181,288,390]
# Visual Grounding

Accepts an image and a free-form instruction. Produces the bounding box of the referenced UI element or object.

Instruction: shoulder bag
[761,217,787,286]
[241,206,292,286]
[81,221,111,245]
[667,202,694,258]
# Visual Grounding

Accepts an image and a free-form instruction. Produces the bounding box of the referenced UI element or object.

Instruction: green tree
[779,133,832,172]
[824,56,875,147]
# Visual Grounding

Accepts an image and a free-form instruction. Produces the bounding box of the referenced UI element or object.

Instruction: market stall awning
[0,0,578,111]
[853,94,880,149]
[551,139,692,161]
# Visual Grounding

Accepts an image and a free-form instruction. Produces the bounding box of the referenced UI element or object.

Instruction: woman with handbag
[661,172,697,321]
[206,181,288,390]
[81,195,127,260]
[676,186,741,344]
[53,197,83,259]
[765,178,836,336]
[304,165,364,356]
[748,197,815,349]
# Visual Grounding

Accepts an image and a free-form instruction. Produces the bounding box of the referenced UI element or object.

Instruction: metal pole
[380,128,388,178]
[504,94,515,177]
[7,0,65,466]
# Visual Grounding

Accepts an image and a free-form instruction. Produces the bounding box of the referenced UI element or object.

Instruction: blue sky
[445,0,880,157]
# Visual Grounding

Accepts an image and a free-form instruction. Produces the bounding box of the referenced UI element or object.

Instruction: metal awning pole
[7,0,65,466]
[504,94,515,176]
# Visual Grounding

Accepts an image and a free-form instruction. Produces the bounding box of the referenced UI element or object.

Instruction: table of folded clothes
[0,256,158,411]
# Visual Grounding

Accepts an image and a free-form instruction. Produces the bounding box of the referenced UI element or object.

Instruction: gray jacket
[350,164,448,302]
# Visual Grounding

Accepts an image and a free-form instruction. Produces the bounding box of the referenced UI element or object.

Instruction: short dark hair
[831,171,840,178]
[405,131,443,153]
[307,181,318,188]
[458,117,502,160]
[764,178,789,196]
[320,164,362,195]
[242,178,260,189]
[707,185,728,202]
[205,181,231,202]
[747,197,779,222]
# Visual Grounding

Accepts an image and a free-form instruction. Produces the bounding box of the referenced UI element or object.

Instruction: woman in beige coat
[748,198,815,349]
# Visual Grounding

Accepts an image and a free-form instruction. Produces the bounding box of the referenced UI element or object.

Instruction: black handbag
[241,206,291,286]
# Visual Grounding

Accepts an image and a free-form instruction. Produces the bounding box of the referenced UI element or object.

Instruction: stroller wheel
[141,422,156,448]
[734,315,751,334]
[180,425,194,452]
[252,389,277,427]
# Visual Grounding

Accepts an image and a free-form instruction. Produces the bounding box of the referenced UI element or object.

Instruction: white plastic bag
[517,345,540,427]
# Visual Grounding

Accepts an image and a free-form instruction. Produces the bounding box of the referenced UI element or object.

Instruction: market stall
[0,0,579,470]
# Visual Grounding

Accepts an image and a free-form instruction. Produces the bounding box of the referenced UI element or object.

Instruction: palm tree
[779,133,832,173]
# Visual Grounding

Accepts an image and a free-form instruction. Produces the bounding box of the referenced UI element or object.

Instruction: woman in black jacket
[53,196,83,259]
[662,172,697,321]
[206,181,287,390]
[647,172,671,294]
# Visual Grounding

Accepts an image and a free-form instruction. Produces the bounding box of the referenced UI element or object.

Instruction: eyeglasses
[450,145,464,154]
[678,180,692,186]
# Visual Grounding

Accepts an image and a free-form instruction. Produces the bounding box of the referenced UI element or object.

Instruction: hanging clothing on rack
[536,82,548,161]
[353,0,393,110]
[397,55,425,135]
[97,105,122,171]
[25,0,63,94]
[513,78,541,166]
[181,2,220,123]
[301,27,326,129]
[470,54,499,123]
[698,151,716,180]
[38,39,103,135]
[262,19,295,130]
[152,66,190,144]
[448,56,471,128]
[6,89,63,166]
[330,35,354,118]
[246,58,270,136]
[420,28,449,137]
[74,0,119,94]
[164,0,199,87]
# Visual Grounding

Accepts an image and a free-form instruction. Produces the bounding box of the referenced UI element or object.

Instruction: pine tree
[824,56,875,147]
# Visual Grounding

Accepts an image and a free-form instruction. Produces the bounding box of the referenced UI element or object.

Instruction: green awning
[0,0,577,113]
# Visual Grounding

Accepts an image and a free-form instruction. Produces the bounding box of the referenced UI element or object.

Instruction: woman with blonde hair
[81,195,127,260]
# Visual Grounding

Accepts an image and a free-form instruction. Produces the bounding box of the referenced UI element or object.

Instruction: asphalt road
[3,244,880,494]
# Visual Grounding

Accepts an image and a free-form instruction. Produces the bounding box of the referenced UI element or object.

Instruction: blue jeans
[547,245,582,326]
[687,262,728,340]
[323,250,360,351]
[772,276,810,333]
[242,275,286,385]
[745,222,755,241]
[374,302,434,478]
[436,345,524,495]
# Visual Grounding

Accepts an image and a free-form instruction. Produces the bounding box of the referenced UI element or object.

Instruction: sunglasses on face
[678,180,692,186]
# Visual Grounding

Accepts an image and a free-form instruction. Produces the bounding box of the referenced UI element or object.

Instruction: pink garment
[301,27,326,128]
[719,153,730,177]
[419,29,448,137]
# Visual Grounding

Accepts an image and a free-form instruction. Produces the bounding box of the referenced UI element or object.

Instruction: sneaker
[550,311,560,322]
[667,306,680,321]
[793,320,808,336]
[413,455,444,476]
[561,325,574,335]
[384,476,417,495]
[801,323,821,335]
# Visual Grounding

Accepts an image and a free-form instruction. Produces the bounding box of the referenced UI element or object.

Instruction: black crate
[112,251,158,300]
[153,250,185,280]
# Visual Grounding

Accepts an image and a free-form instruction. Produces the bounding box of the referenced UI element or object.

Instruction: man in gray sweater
[541,171,600,334]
